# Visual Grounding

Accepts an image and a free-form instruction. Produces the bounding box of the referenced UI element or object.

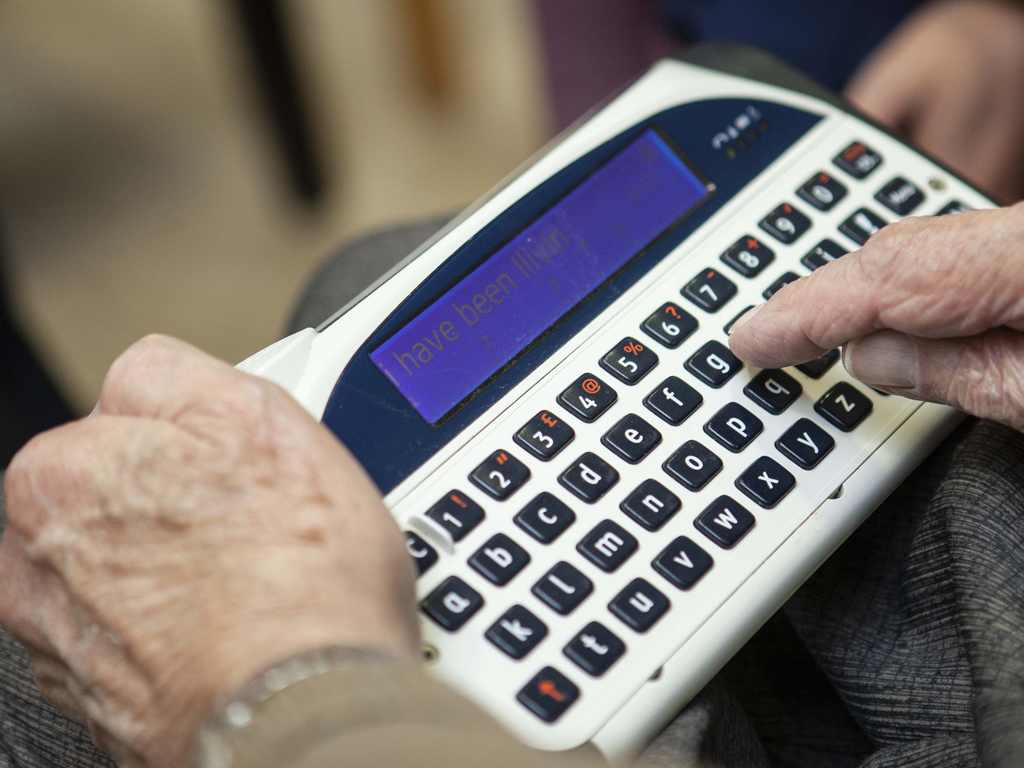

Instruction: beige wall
[0,0,553,411]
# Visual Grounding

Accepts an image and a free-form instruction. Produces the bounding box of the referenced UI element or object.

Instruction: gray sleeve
[220,660,604,768]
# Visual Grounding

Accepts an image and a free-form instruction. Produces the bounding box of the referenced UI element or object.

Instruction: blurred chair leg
[399,0,454,102]
[230,0,326,205]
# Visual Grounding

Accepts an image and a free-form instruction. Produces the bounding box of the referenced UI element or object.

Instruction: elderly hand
[0,335,420,768]
[729,204,1024,431]
[846,0,1024,203]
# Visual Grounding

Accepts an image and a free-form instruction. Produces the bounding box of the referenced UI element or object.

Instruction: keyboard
[239,49,992,760]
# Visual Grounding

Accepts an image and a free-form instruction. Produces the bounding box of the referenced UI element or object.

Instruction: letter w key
[696,496,755,549]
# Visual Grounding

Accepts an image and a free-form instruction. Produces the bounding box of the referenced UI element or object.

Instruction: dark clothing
[661,0,924,92]
[0,243,73,467]
[4,220,1024,767]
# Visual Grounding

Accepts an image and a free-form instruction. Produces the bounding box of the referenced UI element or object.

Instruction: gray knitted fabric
[2,220,1022,767]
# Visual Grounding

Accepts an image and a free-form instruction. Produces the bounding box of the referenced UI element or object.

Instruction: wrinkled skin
[729,203,1024,432]
[0,336,420,768]
[846,0,1024,203]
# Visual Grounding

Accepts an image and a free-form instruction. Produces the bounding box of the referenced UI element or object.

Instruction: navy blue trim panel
[323,98,822,493]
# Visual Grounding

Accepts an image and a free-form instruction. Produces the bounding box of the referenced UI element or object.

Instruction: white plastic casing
[238,59,988,762]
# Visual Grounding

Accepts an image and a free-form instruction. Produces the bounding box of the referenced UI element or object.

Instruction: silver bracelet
[194,647,385,768]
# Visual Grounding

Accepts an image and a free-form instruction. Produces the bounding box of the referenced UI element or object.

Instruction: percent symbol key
[601,337,659,384]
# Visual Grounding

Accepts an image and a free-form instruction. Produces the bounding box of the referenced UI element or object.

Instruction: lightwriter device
[239,45,991,763]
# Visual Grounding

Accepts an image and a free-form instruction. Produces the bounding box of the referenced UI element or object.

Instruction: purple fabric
[532,0,677,131]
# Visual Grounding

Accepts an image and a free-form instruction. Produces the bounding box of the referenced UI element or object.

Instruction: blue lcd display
[370,128,711,424]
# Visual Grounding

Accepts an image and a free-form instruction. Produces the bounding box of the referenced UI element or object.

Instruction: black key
[564,622,625,677]
[515,492,575,544]
[601,337,659,385]
[421,576,484,631]
[705,403,763,453]
[875,177,924,216]
[644,376,703,426]
[470,450,530,500]
[663,440,722,491]
[763,271,800,299]
[938,200,972,216]
[736,456,796,509]
[577,520,638,573]
[759,202,811,244]
[601,414,662,464]
[683,268,737,313]
[776,418,836,469]
[815,382,873,431]
[609,578,670,633]
[486,605,548,660]
[425,490,485,542]
[685,340,743,388]
[834,141,882,179]
[620,479,681,531]
[517,666,579,722]
[801,239,848,271]
[469,533,531,586]
[559,452,619,503]
[559,374,617,423]
[532,561,593,615]
[695,496,756,549]
[796,348,840,379]
[515,411,575,461]
[642,302,698,349]
[840,208,887,246]
[404,531,438,576]
[724,306,755,335]
[744,369,802,414]
[653,536,714,590]
[797,171,847,211]
[720,235,775,278]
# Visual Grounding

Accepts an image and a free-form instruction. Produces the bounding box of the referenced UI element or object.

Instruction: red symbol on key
[450,493,467,508]
[746,237,760,249]
[623,341,644,356]
[664,305,679,318]
[541,413,559,428]
[581,378,601,395]
[496,452,508,465]
[538,679,565,702]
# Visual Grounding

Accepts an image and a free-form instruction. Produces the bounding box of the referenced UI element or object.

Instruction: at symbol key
[601,338,658,384]
[559,374,617,422]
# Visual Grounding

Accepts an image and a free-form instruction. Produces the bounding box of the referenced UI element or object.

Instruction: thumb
[842,328,1024,431]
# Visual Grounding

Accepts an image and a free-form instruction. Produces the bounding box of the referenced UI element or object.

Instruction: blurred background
[0,0,555,415]
[4,0,1019,451]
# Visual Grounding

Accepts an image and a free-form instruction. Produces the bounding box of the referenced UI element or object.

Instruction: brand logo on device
[712,106,769,160]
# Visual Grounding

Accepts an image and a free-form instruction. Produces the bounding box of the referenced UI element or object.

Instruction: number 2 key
[471,450,531,500]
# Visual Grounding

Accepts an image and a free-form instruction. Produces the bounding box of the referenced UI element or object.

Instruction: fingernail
[843,330,918,388]
[728,303,764,336]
